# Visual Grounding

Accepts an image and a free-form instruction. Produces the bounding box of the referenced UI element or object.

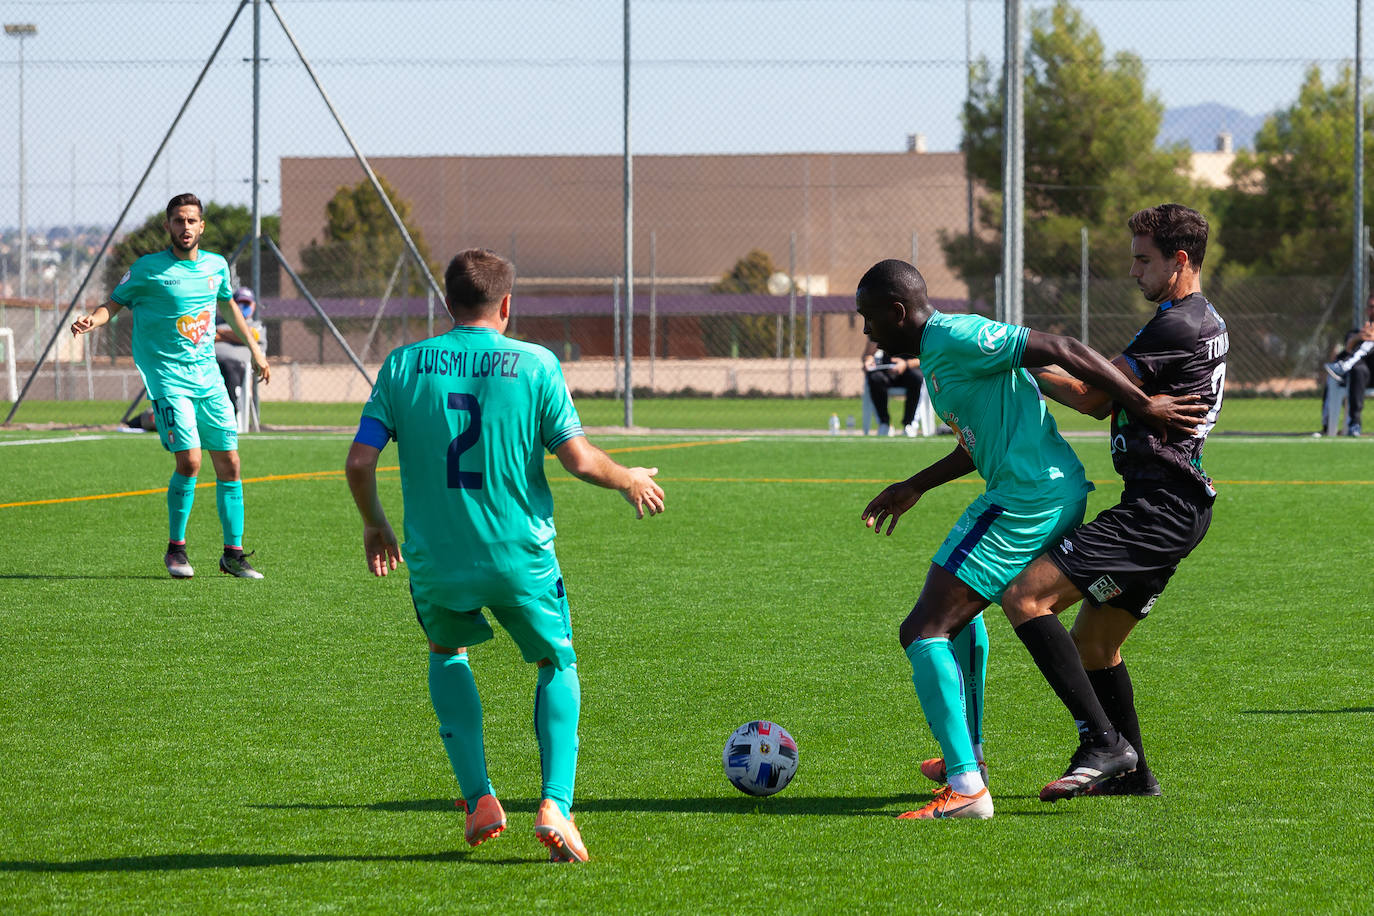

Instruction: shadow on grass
[0,849,536,873]
[248,793,1051,816]
[1240,706,1374,715]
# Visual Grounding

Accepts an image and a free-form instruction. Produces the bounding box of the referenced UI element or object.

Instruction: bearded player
[72,193,270,579]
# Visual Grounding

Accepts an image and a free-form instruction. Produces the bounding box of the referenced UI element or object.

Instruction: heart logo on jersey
[176,310,213,345]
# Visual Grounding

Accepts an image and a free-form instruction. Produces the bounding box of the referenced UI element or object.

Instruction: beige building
[279,150,985,301]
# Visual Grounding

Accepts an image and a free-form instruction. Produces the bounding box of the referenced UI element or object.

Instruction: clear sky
[0,0,1364,229]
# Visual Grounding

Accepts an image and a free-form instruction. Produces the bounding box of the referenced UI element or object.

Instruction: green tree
[1214,65,1372,278]
[943,1,1201,315]
[710,248,776,294]
[297,174,439,298]
[707,249,792,359]
[102,202,281,298]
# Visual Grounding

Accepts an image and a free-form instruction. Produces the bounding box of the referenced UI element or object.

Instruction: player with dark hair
[856,258,1204,819]
[346,248,665,861]
[72,192,270,578]
[1000,202,1227,800]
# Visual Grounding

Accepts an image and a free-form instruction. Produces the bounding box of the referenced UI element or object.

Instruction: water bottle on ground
[828,413,841,435]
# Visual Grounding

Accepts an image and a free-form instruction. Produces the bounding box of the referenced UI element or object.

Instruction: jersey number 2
[446,393,483,489]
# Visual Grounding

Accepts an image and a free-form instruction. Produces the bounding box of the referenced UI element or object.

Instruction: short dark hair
[857,258,929,304]
[444,248,515,315]
[1128,204,1209,268]
[166,193,204,220]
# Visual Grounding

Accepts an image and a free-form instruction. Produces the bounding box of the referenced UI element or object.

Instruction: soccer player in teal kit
[855,259,1203,818]
[346,248,664,862]
[72,193,270,579]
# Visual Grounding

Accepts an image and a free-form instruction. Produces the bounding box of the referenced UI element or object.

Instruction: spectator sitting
[1322,322,1374,437]
[216,286,265,417]
[863,339,925,437]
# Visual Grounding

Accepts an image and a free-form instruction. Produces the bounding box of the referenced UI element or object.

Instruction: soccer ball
[722,720,798,797]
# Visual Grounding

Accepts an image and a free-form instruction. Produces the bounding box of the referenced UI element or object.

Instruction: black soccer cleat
[1040,734,1139,802]
[219,550,264,579]
[1085,768,1162,797]
[164,546,194,579]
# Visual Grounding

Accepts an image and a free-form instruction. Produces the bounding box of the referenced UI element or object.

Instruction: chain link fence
[1,0,1369,432]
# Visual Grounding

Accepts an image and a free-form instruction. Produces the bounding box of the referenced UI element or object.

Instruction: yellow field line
[0,437,749,509]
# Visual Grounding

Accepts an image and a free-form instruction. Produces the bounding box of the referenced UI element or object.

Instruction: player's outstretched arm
[862,446,976,536]
[1022,330,1207,439]
[345,441,402,576]
[70,302,122,336]
[1028,366,1113,419]
[555,436,665,519]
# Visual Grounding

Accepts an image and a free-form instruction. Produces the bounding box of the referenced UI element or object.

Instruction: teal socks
[951,613,989,747]
[906,637,980,778]
[167,472,197,542]
[215,479,244,549]
[428,652,492,808]
[534,663,581,817]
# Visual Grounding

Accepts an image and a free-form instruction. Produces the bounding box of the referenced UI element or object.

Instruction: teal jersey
[360,326,584,608]
[919,311,1092,510]
[111,249,235,399]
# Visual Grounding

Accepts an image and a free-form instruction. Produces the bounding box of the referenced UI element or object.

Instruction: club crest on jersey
[929,372,940,393]
[977,322,1009,354]
[177,310,213,345]
[1087,575,1123,603]
[206,276,219,292]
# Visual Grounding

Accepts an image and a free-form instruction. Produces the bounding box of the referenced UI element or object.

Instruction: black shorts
[1046,483,1212,619]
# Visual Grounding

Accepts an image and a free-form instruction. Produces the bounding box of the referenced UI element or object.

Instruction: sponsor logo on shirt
[1087,575,1123,603]
[176,310,213,345]
[977,323,1009,354]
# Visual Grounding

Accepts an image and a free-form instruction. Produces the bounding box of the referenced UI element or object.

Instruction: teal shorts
[933,493,1088,603]
[152,389,238,454]
[411,576,576,669]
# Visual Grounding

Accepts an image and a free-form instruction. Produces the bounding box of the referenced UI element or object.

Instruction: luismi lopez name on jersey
[414,349,523,379]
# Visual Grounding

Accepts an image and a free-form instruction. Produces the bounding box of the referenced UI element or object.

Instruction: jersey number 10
[446,392,483,489]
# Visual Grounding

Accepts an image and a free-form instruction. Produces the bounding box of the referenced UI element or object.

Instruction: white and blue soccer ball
[722,720,798,797]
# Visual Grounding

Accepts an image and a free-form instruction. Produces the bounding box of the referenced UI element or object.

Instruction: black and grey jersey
[1110,293,1228,499]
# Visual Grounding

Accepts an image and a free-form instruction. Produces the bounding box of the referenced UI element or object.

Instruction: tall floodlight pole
[6,24,37,300]
[622,0,634,427]
[251,0,262,298]
[1355,0,1366,328]
[1001,0,1024,325]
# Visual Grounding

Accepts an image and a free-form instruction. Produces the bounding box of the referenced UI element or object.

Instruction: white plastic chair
[861,374,936,436]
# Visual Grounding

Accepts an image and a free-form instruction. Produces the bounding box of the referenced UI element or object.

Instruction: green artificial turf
[1,432,1371,912]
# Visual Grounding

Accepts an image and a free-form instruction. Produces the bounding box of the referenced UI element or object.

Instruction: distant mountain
[1159,104,1272,152]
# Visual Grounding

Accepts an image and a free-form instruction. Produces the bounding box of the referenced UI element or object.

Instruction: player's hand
[862,480,922,536]
[70,315,95,336]
[621,466,665,519]
[253,354,271,384]
[1140,393,1209,442]
[362,522,401,576]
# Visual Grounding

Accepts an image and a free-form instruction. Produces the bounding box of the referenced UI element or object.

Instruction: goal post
[0,328,18,403]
